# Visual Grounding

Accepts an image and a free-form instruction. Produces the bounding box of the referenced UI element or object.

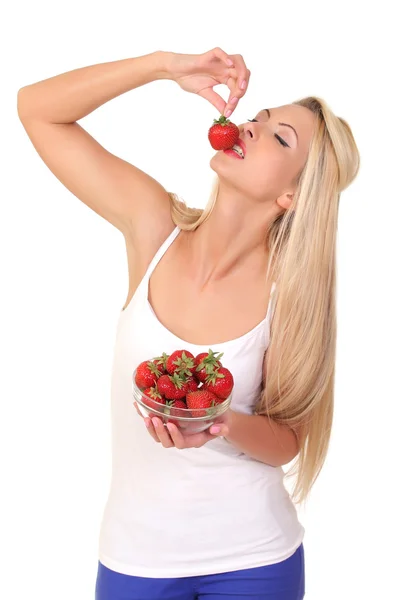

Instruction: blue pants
[95,543,305,599]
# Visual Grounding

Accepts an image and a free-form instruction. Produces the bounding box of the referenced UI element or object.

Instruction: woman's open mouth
[223,145,245,160]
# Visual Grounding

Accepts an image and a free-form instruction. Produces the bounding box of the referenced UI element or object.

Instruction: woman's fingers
[152,417,174,448]
[209,423,229,436]
[144,417,161,443]
[166,423,186,449]
[211,46,236,68]
[224,54,251,117]
[198,87,229,116]
[200,49,251,117]
[133,402,142,416]
[134,401,228,449]
[134,403,170,445]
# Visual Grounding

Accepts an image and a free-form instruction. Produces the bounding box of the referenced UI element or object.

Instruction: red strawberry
[135,360,162,390]
[208,115,240,151]
[186,389,218,417]
[194,349,223,383]
[203,366,234,400]
[169,399,187,415]
[156,372,188,400]
[142,386,166,411]
[152,352,169,374]
[166,350,196,377]
[164,399,188,427]
[185,376,200,393]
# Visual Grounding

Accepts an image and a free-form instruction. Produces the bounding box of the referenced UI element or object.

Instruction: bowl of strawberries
[132,348,234,434]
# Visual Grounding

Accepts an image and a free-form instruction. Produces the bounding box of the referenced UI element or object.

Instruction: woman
[17,48,360,599]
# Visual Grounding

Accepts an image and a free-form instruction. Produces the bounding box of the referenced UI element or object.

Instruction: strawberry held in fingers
[203,366,234,400]
[135,360,162,390]
[208,115,240,150]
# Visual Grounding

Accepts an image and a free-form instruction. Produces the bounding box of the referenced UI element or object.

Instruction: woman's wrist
[157,51,179,81]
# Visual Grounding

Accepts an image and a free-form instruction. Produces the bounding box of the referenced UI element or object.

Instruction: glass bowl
[132,368,232,434]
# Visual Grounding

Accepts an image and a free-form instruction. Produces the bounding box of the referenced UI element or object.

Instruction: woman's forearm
[225,410,299,467]
[17,50,173,123]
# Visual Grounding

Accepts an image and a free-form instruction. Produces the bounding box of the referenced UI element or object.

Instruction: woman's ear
[277,192,294,211]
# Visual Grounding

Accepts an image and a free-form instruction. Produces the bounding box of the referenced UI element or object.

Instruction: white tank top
[98,226,305,577]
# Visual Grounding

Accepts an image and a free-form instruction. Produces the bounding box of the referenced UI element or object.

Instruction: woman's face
[210,104,317,207]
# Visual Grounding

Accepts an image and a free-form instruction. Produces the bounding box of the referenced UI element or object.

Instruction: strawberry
[208,115,240,151]
[152,352,169,374]
[166,350,196,377]
[164,399,188,428]
[194,349,223,383]
[168,399,187,416]
[135,360,163,390]
[142,386,166,411]
[156,372,188,400]
[186,389,218,417]
[203,366,234,400]
[185,376,200,393]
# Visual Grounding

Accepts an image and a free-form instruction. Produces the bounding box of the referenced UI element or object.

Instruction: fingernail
[145,419,151,428]
[210,425,221,434]
[226,58,234,66]
[240,80,247,90]
[225,109,232,118]
[231,97,238,104]
[152,418,159,428]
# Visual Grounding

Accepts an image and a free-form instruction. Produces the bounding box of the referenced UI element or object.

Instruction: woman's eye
[247,118,290,148]
[275,135,289,147]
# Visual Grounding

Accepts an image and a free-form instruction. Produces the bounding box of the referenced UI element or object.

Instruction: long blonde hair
[167,97,360,506]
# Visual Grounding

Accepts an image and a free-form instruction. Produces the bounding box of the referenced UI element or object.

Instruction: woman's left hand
[133,402,232,449]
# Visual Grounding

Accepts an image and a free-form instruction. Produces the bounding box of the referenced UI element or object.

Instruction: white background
[2,0,400,598]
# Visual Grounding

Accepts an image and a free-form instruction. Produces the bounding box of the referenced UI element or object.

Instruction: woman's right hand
[165,48,251,118]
